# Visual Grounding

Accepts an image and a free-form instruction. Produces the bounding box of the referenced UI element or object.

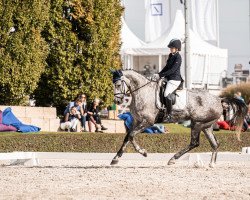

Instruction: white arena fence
[0,149,250,167]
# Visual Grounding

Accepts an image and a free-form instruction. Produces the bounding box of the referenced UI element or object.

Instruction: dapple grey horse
[111,70,247,167]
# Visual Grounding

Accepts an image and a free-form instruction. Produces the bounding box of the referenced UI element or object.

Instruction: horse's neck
[123,71,148,90]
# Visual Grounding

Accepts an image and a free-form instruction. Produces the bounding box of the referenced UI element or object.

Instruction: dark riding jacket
[158,52,182,81]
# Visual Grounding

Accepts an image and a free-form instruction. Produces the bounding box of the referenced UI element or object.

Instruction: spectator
[217,100,248,131]
[234,92,248,131]
[78,93,88,132]
[87,98,107,132]
[234,91,245,102]
[216,114,230,130]
[143,124,169,134]
[60,106,81,132]
[63,97,83,131]
[64,97,83,117]
[217,101,235,130]
[246,99,250,125]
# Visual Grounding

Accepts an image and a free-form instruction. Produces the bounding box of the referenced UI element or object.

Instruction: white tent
[121,10,228,89]
[120,18,145,69]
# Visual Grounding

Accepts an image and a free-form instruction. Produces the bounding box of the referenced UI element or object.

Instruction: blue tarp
[2,107,40,133]
[118,112,133,131]
[118,112,165,134]
[143,126,165,134]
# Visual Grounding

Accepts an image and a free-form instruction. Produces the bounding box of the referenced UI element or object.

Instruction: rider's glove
[153,73,160,80]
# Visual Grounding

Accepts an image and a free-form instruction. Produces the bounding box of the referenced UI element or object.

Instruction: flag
[190,0,218,43]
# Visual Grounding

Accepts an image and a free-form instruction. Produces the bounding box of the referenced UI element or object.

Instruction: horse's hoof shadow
[209,162,215,168]
[110,159,119,165]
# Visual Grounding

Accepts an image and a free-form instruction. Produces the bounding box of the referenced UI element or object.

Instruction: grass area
[0,124,249,153]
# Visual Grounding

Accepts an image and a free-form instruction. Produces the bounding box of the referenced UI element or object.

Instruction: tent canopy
[120,10,228,88]
[123,10,227,57]
[120,18,145,53]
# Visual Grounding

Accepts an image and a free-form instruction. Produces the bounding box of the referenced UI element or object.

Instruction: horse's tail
[221,97,248,140]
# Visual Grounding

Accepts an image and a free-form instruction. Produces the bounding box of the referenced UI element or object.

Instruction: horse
[111,69,248,167]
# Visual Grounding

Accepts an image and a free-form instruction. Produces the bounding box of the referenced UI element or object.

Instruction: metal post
[158,55,162,72]
[216,0,220,47]
[184,0,191,89]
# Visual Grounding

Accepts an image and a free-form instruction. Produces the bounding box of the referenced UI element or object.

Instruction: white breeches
[60,118,79,130]
[70,118,79,129]
[164,80,181,97]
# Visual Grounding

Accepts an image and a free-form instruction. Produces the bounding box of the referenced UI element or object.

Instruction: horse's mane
[122,69,152,84]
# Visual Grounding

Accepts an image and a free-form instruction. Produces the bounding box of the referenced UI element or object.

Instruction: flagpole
[216,0,220,47]
[184,0,191,89]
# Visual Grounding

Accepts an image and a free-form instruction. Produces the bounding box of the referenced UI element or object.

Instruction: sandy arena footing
[0,152,250,200]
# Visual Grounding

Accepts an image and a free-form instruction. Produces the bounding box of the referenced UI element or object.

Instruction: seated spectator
[143,124,169,134]
[78,93,88,132]
[234,91,245,102]
[246,99,250,125]
[64,97,83,117]
[61,106,81,132]
[87,98,108,132]
[234,93,249,131]
[217,100,248,132]
[216,115,230,130]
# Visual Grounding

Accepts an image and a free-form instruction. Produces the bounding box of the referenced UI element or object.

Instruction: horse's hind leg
[168,122,201,165]
[130,136,147,157]
[203,126,219,168]
[110,133,130,165]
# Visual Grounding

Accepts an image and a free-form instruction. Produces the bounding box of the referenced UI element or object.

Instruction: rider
[153,38,183,118]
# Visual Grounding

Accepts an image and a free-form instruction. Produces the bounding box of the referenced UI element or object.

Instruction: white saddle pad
[173,89,187,110]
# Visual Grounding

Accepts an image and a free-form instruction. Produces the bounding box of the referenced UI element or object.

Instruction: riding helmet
[168,39,181,51]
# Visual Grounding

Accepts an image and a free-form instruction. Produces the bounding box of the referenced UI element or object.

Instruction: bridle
[114,79,130,98]
[114,77,153,98]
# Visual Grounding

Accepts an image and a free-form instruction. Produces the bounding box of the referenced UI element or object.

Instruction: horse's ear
[118,69,123,76]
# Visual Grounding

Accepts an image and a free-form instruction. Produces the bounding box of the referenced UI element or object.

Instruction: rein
[130,81,152,94]
[114,78,154,96]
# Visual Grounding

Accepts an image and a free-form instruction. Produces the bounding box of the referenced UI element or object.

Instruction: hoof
[139,149,147,157]
[168,158,176,165]
[142,151,147,157]
[110,159,119,165]
[209,162,215,168]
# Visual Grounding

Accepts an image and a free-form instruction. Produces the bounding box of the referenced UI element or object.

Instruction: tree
[34,0,123,113]
[0,0,49,105]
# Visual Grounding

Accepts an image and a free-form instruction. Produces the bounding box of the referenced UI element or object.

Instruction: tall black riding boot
[164,96,173,122]
[164,96,172,115]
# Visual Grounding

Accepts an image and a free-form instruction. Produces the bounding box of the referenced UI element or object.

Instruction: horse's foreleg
[129,123,149,157]
[203,126,220,168]
[130,136,147,157]
[168,123,201,165]
[110,133,130,165]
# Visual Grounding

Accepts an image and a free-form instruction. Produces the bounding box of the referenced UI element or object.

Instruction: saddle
[155,79,184,123]
[159,79,184,107]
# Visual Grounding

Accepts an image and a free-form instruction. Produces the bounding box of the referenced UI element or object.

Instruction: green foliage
[221,82,250,103]
[34,0,123,112]
[0,0,49,105]
[0,131,249,153]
